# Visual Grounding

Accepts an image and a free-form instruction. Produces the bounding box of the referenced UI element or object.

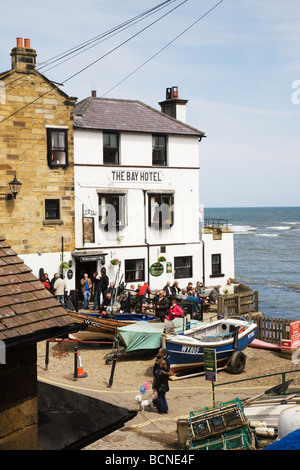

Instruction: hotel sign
[111,170,163,183]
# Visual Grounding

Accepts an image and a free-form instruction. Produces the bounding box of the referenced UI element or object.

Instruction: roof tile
[0,235,78,344]
[74,97,205,137]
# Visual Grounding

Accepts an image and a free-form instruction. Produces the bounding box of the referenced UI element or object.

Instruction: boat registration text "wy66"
[181,345,201,354]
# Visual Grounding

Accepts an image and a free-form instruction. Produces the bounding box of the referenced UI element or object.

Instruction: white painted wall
[21,251,75,292]
[202,231,235,289]
[73,127,234,291]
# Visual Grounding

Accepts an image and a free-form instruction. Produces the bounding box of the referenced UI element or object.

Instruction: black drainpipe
[143,190,150,285]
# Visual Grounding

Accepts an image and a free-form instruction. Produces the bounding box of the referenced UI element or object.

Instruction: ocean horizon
[204,206,300,321]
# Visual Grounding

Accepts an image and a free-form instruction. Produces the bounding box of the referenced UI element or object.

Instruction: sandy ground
[37,330,300,451]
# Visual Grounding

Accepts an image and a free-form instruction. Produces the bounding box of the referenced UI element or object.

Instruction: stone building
[0,234,80,449]
[0,38,77,288]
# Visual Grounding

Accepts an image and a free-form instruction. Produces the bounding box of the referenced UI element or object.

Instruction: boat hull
[69,311,159,341]
[165,319,257,374]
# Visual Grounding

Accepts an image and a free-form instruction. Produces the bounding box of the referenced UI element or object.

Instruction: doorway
[75,260,97,300]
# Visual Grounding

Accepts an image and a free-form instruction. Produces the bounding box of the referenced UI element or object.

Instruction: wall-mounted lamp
[7,174,22,200]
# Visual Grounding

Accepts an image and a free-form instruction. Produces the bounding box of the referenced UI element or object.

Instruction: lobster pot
[189,426,254,451]
[188,398,255,451]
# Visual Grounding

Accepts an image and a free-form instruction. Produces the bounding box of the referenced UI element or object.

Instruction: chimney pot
[24,38,31,48]
[91,90,97,97]
[172,86,179,99]
[16,37,23,47]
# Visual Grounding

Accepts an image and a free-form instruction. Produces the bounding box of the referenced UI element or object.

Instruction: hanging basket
[59,262,69,271]
[110,258,120,266]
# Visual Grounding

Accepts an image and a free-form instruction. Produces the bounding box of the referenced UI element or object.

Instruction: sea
[204,206,300,321]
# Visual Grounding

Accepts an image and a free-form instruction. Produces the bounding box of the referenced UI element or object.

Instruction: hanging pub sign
[149,262,164,277]
[83,217,95,244]
[166,261,172,273]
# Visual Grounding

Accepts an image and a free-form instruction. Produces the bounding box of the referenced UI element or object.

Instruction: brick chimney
[10,37,37,72]
[159,86,188,123]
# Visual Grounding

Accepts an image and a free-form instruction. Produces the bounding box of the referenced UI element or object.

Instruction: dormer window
[47,128,68,167]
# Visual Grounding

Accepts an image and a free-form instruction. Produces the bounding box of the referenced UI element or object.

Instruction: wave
[267,226,291,230]
[229,224,257,234]
[254,233,279,237]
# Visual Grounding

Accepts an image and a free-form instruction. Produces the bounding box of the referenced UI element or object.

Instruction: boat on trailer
[164,318,257,375]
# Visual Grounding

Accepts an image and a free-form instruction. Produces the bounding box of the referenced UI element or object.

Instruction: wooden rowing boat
[68,311,159,341]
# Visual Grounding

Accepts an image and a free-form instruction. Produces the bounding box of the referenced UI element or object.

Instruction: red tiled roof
[0,235,78,346]
[74,97,205,137]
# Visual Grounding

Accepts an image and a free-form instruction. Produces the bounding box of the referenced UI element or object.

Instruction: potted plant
[157,256,167,263]
[110,258,120,266]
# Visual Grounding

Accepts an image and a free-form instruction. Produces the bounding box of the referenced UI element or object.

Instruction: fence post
[74,345,78,380]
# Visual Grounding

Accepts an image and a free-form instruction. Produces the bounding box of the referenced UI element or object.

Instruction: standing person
[81,273,92,309]
[100,267,109,305]
[163,281,172,299]
[153,359,170,414]
[153,348,170,374]
[41,274,50,290]
[171,281,181,297]
[92,271,102,311]
[53,273,67,309]
[154,290,170,323]
[223,278,234,295]
[138,282,151,313]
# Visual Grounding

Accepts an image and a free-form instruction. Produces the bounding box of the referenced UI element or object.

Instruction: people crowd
[127,279,210,322]
[40,265,222,321]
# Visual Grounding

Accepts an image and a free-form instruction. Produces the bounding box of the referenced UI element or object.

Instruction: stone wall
[0,46,76,256]
[0,344,38,450]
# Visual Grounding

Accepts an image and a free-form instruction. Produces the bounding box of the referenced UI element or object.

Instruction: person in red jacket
[167,298,183,321]
[138,282,151,313]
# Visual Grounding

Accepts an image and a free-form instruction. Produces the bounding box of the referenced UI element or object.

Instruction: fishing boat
[69,311,159,341]
[117,318,205,353]
[164,318,257,375]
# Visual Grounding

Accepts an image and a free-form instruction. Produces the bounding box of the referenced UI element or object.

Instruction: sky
[0,0,300,208]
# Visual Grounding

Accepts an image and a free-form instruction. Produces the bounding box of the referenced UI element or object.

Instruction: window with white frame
[98,193,126,231]
[148,193,174,229]
[47,128,68,167]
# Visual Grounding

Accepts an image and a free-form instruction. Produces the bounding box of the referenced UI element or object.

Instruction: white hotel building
[72,87,234,292]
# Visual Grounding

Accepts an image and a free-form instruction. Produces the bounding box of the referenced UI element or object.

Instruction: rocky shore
[37,324,300,451]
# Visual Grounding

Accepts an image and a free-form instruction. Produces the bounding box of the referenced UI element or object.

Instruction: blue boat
[165,318,257,375]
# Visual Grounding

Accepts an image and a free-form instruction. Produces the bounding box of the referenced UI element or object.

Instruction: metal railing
[211,368,300,406]
[204,218,228,229]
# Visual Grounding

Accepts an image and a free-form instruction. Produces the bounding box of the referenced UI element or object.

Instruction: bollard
[107,354,117,388]
[45,340,49,370]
